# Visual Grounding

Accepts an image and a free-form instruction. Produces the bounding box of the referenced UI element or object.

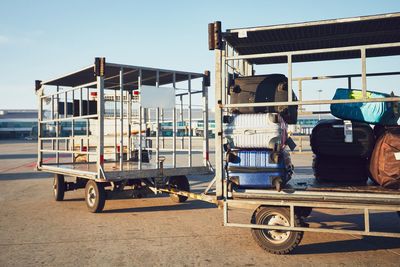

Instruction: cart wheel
[53,174,65,201]
[251,206,303,255]
[168,175,190,203]
[85,180,106,213]
[295,207,313,218]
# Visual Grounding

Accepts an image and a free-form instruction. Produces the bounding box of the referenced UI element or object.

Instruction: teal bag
[330,88,399,125]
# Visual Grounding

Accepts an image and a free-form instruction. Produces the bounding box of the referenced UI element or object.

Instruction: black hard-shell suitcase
[313,155,369,183]
[229,74,298,124]
[310,119,374,158]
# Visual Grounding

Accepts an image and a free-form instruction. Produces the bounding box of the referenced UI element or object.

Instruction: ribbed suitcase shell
[331,88,400,125]
[310,119,374,158]
[227,150,292,189]
[224,113,285,149]
[313,155,368,183]
[227,150,283,168]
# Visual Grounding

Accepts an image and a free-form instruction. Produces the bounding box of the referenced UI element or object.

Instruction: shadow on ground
[0,154,37,160]
[102,200,216,213]
[0,171,52,180]
[295,236,400,255]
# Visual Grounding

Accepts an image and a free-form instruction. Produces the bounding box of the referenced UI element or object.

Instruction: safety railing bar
[40,114,98,123]
[223,97,400,108]
[225,42,400,61]
[41,81,97,98]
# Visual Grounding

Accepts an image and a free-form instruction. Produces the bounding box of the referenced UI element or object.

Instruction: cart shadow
[102,200,215,213]
[295,236,400,254]
[293,210,400,254]
[0,171,52,180]
[0,153,37,160]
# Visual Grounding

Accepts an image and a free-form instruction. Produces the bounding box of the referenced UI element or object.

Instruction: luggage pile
[310,119,374,183]
[224,74,298,191]
[310,88,400,187]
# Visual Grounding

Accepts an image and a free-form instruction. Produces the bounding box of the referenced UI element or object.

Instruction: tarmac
[0,140,399,266]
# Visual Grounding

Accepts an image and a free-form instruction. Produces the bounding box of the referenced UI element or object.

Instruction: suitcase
[310,119,374,158]
[331,88,400,125]
[229,74,298,124]
[227,150,293,190]
[313,155,369,183]
[369,126,400,189]
[224,113,286,150]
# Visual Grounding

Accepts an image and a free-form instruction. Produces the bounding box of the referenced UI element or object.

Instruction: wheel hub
[87,186,96,207]
[261,213,290,244]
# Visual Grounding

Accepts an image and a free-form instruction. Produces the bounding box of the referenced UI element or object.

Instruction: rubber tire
[53,174,65,201]
[169,175,190,203]
[85,180,106,213]
[295,207,313,218]
[251,207,303,255]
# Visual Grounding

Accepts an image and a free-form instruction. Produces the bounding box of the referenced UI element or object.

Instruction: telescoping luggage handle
[332,120,353,143]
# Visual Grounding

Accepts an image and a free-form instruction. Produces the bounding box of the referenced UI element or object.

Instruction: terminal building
[0,110,37,139]
[0,109,333,140]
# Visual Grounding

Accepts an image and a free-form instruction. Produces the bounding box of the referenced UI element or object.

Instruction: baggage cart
[209,13,400,254]
[35,58,214,212]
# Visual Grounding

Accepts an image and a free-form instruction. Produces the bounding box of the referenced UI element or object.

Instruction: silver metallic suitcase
[224,113,287,150]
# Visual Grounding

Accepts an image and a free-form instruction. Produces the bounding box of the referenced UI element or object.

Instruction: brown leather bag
[369,127,400,189]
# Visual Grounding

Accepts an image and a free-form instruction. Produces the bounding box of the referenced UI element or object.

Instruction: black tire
[53,174,65,201]
[295,207,313,218]
[168,175,190,203]
[85,180,106,213]
[397,211,400,218]
[251,206,303,255]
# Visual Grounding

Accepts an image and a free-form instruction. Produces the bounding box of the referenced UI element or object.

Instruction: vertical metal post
[215,47,224,199]
[298,80,303,112]
[37,95,43,167]
[127,90,132,161]
[172,72,177,168]
[114,89,117,161]
[361,48,367,98]
[64,92,67,119]
[347,77,352,89]
[288,54,293,102]
[138,68,143,170]
[179,95,184,149]
[119,68,124,170]
[51,95,54,152]
[188,74,192,167]
[290,205,295,227]
[97,76,105,178]
[202,78,209,167]
[71,90,75,163]
[156,70,160,169]
[56,86,59,164]
[86,88,90,163]
[364,208,370,233]
[64,92,68,152]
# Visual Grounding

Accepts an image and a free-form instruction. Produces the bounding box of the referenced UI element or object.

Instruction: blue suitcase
[226,150,293,190]
[330,88,400,125]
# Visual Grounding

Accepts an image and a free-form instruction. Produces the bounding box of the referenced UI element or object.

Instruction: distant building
[0,110,37,139]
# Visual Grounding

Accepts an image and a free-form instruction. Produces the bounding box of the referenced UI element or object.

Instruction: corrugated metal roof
[223,13,400,64]
[42,62,204,88]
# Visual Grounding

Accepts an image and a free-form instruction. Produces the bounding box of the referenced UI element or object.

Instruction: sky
[0,0,400,110]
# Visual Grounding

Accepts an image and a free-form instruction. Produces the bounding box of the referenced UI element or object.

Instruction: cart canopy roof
[223,12,400,65]
[42,62,204,88]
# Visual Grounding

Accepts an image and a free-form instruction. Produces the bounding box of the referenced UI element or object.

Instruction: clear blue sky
[1,0,399,110]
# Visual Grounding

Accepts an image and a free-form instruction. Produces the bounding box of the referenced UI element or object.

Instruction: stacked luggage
[224,74,298,191]
[310,88,399,187]
[310,119,374,183]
